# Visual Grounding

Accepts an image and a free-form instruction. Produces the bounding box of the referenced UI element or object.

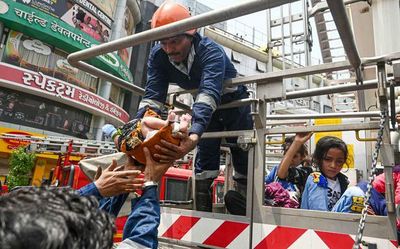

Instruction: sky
[195,0,322,65]
[197,0,268,39]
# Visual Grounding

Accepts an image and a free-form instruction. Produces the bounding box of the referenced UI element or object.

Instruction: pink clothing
[265,182,299,208]
[372,172,400,204]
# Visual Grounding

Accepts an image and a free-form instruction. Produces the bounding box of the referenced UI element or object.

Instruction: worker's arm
[136,46,169,119]
[154,44,228,162]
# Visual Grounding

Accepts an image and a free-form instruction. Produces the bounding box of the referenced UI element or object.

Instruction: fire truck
[64,0,400,247]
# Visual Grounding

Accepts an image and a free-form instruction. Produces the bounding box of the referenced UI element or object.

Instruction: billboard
[0,0,133,82]
[16,0,114,43]
[3,30,98,92]
[83,0,117,20]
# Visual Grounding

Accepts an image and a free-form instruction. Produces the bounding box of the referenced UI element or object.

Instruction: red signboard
[0,63,129,123]
[2,131,31,149]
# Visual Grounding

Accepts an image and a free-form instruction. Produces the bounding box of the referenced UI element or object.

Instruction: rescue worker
[136,1,253,211]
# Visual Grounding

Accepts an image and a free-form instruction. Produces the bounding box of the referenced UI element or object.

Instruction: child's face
[321,148,345,180]
[290,152,303,167]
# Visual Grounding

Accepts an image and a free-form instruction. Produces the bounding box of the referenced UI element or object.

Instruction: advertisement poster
[118,7,135,65]
[16,0,112,43]
[0,87,92,138]
[2,30,98,92]
[87,0,117,20]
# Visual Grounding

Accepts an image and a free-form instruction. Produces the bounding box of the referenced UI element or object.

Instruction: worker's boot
[195,178,214,212]
[234,178,247,198]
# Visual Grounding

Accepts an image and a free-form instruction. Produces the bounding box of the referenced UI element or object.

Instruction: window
[109,84,124,105]
[324,104,333,113]
[312,100,320,112]
[231,50,242,63]
[165,178,189,201]
[0,87,92,138]
[256,60,266,72]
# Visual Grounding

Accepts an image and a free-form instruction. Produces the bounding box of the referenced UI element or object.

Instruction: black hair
[0,187,115,249]
[312,136,349,170]
[282,136,308,158]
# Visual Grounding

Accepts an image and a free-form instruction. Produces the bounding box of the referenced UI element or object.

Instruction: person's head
[103,29,109,37]
[282,136,308,167]
[151,1,196,63]
[312,136,348,180]
[96,23,103,32]
[85,16,91,24]
[0,187,115,249]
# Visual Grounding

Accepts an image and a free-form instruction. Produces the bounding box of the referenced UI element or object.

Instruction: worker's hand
[294,132,313,144]
[154,133,199,162]
[94,159,143,197]
[143,147,172,183]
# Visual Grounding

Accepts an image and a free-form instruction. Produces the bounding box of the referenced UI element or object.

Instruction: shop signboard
[0,62,130,124]
[0,0,133,82]
[1,130,33,150]
[16,0,115,27]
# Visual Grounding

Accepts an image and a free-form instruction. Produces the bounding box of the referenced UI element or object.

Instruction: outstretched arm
[277,132,312,179]
[119,147,172,249]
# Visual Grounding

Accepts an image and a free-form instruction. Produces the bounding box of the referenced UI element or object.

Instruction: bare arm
[277,132,312,179]
[94,159,143,197]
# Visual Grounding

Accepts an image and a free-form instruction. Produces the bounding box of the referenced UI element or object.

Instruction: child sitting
[265,133,313,201]
[103,109,191,164]
[301,136,350,211]
[224,133,313,215]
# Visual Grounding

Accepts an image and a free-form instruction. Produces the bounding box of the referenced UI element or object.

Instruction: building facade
[0,0,141,183]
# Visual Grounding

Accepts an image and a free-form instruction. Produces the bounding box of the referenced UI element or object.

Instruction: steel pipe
[326,0,361,73]
[227,60,352,86]
[265,121,380,135]
[309,0,367,17]
[75,61,145,95]
[286,78,380,99]
[266,111,380,120]
[201,130,254,139]
[68,0,293,64]
[174,77,397,111]
[218,98,258,109]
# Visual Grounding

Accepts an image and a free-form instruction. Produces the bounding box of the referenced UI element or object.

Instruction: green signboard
[0,0,133,82]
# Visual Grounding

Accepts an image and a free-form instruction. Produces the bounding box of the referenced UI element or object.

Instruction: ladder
[266,0,316,113]
[310,0,362,112]
[0,133,117,157]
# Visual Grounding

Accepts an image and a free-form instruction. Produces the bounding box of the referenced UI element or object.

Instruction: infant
[103,109,191,164]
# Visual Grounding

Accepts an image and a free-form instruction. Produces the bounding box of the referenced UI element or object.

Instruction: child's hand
[294,132,313,144]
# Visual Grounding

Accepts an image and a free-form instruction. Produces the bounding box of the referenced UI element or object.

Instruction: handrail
[68,0,293,64]
[326,0,362,83]
[266,111,380,120]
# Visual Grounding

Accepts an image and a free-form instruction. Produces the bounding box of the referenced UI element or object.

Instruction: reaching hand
[154,133,199,163]
[143,147,172,183]
[94,159,143,197]
[294,132,313,144]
